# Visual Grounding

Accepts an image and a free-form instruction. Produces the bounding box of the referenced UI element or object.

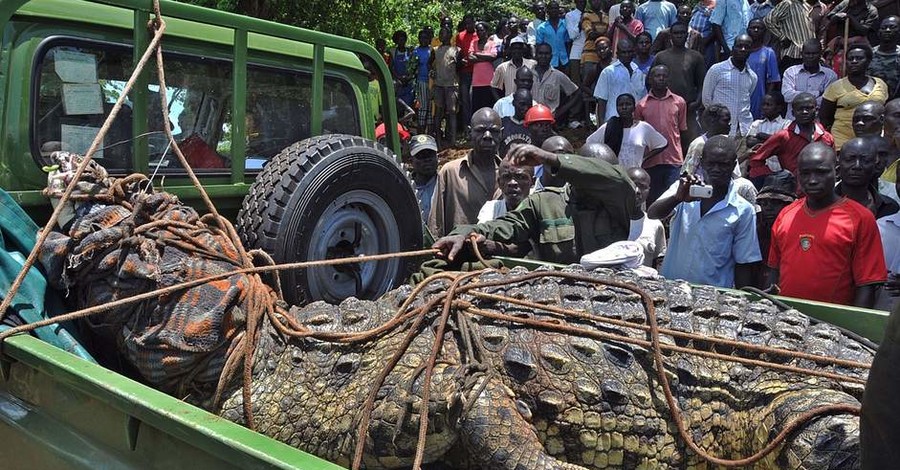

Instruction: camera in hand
[688,184,713,199]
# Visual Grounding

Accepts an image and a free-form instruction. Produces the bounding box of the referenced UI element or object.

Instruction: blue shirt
[636,0,678,40]
[710,0,751,48]
[747,46,780,119]
[660,181,761,287]
[413,46,431,82]
[536,20,570,67]
[750,0,774,19]
[593,60,648,120]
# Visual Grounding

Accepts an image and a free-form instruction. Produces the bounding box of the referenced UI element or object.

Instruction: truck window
[244,65,360,169]
[35,43,136,172]
[147,55,233,172]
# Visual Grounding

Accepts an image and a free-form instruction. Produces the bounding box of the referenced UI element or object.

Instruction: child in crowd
[745,91,790,149]
[412,29,433,134]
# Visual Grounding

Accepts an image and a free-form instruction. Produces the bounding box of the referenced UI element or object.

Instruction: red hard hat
[524,104,555,126]
[374,122,411,141]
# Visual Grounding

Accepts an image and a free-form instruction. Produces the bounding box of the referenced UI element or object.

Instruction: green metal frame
[0,333,342,469]
[0,0,400,210]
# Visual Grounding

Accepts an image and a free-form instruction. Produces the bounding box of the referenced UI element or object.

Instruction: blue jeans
[646,164,681,205]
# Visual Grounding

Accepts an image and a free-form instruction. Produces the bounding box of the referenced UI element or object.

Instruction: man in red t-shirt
[456,15,478,128]
[767,142,887,308]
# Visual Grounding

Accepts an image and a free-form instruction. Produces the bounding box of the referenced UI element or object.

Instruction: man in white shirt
[493,66,536,118]
[566,0,587,84]
[593,38,647,125]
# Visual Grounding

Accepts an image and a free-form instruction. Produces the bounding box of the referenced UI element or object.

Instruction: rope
[0,4,168,325]
[0,3,867,467]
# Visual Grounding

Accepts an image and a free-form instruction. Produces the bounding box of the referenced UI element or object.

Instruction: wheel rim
[306,189,402,303]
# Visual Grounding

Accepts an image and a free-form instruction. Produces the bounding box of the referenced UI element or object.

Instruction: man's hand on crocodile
[507,143,560,169]
[432,232,486,261]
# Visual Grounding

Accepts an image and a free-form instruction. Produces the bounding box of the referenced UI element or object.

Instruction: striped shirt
[781,64,838,118]
[763,0,814,60]
[702,58,758,136]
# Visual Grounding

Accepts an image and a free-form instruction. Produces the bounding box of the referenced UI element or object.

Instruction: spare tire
[237,134,424,305]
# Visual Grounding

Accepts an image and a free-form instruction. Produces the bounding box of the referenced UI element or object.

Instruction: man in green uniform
[432,143,637,264]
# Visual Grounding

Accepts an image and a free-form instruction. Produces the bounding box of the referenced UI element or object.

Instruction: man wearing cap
[432,143,638,264]
[408,134,439,222]
[491,37,537,100]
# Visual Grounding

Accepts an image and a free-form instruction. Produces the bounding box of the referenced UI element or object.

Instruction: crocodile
[36,153,871,469]
[219,266,871,469]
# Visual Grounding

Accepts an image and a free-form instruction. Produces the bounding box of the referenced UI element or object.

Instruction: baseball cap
[409,134,438,157]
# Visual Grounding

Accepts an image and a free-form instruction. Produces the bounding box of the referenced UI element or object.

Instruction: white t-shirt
[585,121,667,169]
[477,199,510,223]
[628,214,667,267]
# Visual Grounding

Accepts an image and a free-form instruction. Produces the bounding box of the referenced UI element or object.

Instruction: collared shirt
[428,152,502,237]
[748,121,834,178]
[532,67,579,112]
[781,64,838,119]
[876,211,900,310]
[527,19,544,45]
[536,20,570,67]
[594,60,648,120]
[690,4,714,38]
[493,96,538,119]
[763,0,813,60]
[702,58,758,136]
[748,116,790,138]
[566,8,586,60]
[751,0,775,19]
[636,0,678,39]
[660,181,762,287]
[414,175,437,222]
[748,46,781,119]
[710,0,751,48]
[635,89,688,167]
[491,59,538,96]
[652,48,707,104]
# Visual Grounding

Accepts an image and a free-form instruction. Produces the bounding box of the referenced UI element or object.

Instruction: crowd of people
[375,0,900,311]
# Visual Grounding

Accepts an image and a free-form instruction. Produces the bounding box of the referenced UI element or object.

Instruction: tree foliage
[182,0,533,43]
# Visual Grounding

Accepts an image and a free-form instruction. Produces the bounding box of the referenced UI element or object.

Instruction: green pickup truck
[0,0,415,467]
[0,1,890,469]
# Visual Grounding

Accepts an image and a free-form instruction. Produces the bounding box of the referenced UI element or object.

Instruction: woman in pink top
[611,0,644,58]
[471,22,499,112]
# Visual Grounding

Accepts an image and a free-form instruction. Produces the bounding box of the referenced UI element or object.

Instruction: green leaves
[180,0,531,44]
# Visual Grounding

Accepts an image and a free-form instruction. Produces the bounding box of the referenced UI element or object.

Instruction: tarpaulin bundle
[39,151,257,400]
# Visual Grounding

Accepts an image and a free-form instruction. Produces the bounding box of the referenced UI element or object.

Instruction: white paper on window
[62,83,104,115]
[54,50,98,83]
[60,124,104,159]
